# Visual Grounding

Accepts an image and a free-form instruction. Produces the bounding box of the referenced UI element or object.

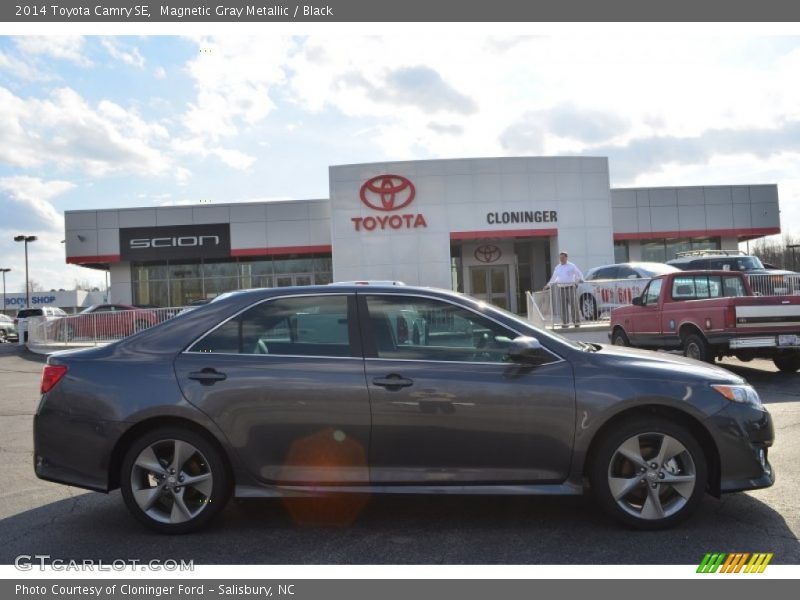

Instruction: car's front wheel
[590,417,707,529]
[120,427,231,534]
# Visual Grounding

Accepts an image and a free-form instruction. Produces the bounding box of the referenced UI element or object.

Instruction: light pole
[0,268,9,316]
[13,235,37,308]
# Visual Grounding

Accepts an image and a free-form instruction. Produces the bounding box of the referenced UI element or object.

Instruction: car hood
[591,343,745,384]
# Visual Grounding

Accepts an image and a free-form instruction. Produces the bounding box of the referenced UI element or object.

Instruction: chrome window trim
[361,291,565,366]
[183,292,354,356]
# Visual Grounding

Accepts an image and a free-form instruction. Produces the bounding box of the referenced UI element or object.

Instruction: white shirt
[548,262,584,285]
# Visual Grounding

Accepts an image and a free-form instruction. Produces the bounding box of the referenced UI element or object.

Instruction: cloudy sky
[0,34,799,291]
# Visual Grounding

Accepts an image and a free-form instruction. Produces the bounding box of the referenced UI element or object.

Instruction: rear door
[359,293,576,485]
[174,293,372,485]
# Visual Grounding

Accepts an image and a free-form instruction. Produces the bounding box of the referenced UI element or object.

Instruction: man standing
[545,251,584,328]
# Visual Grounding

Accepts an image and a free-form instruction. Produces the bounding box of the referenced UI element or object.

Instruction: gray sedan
[33,284,774,533]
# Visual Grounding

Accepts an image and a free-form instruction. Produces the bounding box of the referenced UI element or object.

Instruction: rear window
[671,275,747,300]
[17,309,43,318]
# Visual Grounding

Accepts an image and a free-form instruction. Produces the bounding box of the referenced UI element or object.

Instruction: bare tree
[751,234,800,271]
[27,279,44,292]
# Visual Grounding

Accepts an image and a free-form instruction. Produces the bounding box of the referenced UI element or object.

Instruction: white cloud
[0,176,73,231]
[101,38,145,69]
[0,86,176,178]
[14,36,90,66]
[154,66,166,79]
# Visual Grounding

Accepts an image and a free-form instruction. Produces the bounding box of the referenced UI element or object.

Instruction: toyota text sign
[353,175,427,231]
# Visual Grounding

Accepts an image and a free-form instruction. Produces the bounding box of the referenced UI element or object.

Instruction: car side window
[190,295,352,357]
[672,275,723,300]
[643,279,662,305]
[364,295,524,363]
[617,266,638,279]
[723,276,746,297]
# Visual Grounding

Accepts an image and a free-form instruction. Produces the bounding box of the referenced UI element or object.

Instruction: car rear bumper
[728,334,800,350]
[705,402,775,493]
[33,408,124,493]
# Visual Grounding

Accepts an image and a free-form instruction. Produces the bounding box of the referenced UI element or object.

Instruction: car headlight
[711,384,763,410]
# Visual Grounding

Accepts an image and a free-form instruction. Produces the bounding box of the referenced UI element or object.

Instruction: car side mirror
[507,336,544,361]
[632,296,644,306]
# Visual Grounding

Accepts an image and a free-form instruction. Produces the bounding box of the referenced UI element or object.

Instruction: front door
[359,293,576,485]
[173,293,371,485]
[470,265,510,310]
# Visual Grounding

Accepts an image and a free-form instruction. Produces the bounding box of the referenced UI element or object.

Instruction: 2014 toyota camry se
[33,283,774,533]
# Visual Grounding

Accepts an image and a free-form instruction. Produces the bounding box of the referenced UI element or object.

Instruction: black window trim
[183,292,362,359]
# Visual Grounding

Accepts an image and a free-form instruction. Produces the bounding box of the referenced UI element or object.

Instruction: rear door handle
[372,375,413,390]
[188,368,227,385]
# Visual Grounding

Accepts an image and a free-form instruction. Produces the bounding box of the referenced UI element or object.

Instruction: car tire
[773,352,800,373]
[611,328,630,347]
[580,294,598,321]
[120,426,231,534]
[589,416,708,530]
[0,329,6,343]
[683,332,714,363]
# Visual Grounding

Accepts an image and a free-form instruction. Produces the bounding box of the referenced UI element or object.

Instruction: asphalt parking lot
[0,343,797,564]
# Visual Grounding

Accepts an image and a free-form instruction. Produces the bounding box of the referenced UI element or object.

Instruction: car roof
[654,270,747,277]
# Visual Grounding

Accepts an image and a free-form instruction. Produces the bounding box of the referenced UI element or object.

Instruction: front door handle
[188,368,227,385]
[372,375,413,390]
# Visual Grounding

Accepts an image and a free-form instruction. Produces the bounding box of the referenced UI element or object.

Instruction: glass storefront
[639,237,720,263]
[131,254,333,307]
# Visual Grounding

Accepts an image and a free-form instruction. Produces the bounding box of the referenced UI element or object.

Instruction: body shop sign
[353,175,427,231]
[119,223,231,261]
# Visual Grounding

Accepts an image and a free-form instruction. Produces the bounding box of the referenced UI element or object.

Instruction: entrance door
[470,266,510,310]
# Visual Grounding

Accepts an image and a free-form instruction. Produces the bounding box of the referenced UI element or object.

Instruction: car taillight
[41,365,68,394]
[725,305,736,328]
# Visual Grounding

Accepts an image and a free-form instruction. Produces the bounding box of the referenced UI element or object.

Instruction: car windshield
[16,309,43,318]
[637,263,680,277]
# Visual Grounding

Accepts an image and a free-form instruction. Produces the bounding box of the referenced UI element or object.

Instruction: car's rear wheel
[120,427,231,534]
[611,328,630,347]
[773,352,800,373]
[580,294,598,321]
[590,417,707,529]
[683,332,714,363]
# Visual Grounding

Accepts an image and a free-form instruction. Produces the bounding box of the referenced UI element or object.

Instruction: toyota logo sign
[474,244,502,263]
[359,175,416,211]
[352,174,427,232]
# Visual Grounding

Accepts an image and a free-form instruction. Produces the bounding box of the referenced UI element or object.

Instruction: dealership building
[63,157,781,313]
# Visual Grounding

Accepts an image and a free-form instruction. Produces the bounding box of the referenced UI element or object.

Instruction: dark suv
[34,283,774,533]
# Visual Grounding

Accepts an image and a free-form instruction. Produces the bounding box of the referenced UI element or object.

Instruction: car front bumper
[705,402,775,493]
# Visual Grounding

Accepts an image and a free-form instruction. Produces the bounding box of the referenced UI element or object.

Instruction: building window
[131,254,333,307]
[614,241,629,263]
[638,237,721,263]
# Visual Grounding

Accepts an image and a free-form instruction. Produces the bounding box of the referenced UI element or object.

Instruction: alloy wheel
[130,439,214,524]
[607,432,697,520]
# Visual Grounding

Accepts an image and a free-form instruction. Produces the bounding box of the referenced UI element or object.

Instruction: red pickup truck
[610,270,800,372]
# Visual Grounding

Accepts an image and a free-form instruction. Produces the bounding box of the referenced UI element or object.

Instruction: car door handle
[188,368,227,385]
[372,375,413,389]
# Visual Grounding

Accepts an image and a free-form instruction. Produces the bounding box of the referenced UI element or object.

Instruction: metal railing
[528,279,650,328]
[745,273,800,296]
[26,307,184,349]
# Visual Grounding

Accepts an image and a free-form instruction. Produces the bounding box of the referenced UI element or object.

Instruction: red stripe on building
[66,254,121,264]
[449,228,558,241]
[613,227,780,241]
[231,245,333,257]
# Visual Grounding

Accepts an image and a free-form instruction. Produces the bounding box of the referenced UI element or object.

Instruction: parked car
[577,262,680,320]
[34,283,774,533]
[0,314,18,343]
[61,304,160,340]
[666,250,793,274]
[15,306,67,342]
[610,270,800,371]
